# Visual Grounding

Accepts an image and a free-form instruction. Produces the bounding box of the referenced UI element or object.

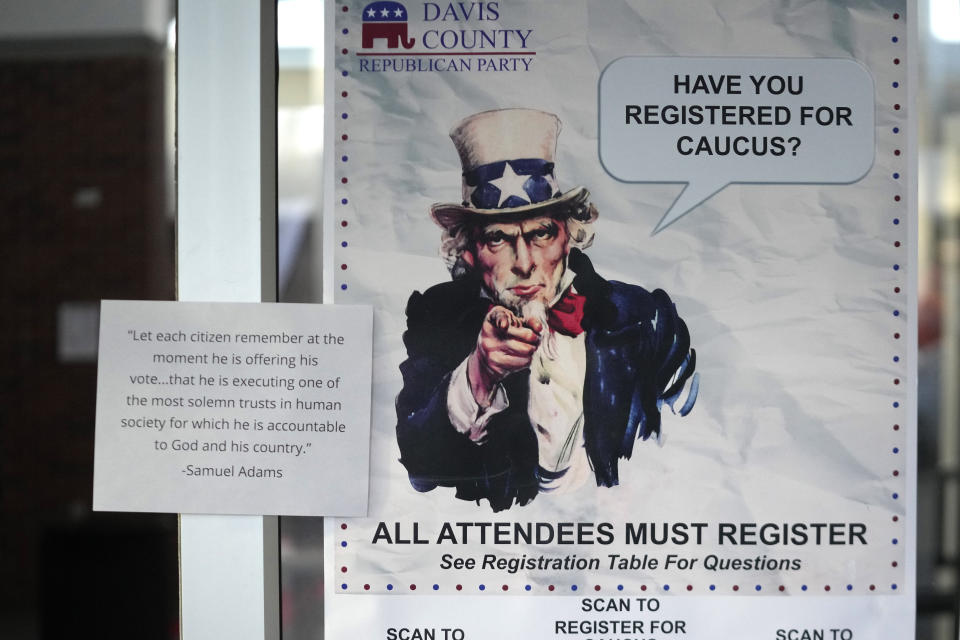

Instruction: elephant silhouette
[361,1,416,49]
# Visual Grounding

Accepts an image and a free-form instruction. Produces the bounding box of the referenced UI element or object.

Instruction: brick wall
[0,44,177,638]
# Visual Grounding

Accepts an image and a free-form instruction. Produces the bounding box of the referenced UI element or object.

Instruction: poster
[322,0,916,637]
[92,301,373,516]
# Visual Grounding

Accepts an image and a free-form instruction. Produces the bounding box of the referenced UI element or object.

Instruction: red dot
[894,149,901,156]
[340,523,347,529]
[894,378,900,385]
[548,585,555,591]
[686,585,693,591]
[341,567,347,573]
[410,584,416,590]
[893,12,900,19]
[342,134,349,141]
[342,48,348,54]
[340,264,348,270]
[456,584,462,591]
[870,584,876,591]
[779,586,785,592]
[895,241,901,247]
[502,585,508,591]
[341,5,349,11]
[733,585,739,591]
[640,585,647,591]
[893,470,900,476]
[341,220,348,227]
[363,584,370,590]
[892,561,898,567]
[594,585,601,591]
[894,104,901,110]
[894,287,901,293]
[893,58,900,65]
[894,195,901,202]
[341,177,348,184]
[893,424,900,431]
[893,515,899,521]
[341,91,348,98]
[894,333,900,339]
[825,585,831,591]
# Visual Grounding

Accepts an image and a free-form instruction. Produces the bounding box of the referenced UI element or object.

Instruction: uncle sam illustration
[396,109,699,512]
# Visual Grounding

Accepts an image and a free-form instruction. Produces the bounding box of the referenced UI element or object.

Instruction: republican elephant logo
[362,1,416,49]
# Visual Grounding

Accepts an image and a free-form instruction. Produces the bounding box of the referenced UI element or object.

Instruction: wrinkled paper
[322,0,914,636]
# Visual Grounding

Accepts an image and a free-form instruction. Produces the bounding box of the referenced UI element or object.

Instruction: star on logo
[380,8,390,17]
[488,162,531,208]
[394,7,404,17]
[366,8,376,17]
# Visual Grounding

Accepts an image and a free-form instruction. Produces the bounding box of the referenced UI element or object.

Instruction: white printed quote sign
[93,300,373,516]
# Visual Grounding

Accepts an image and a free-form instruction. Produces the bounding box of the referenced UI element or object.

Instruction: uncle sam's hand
[467,306,542,407]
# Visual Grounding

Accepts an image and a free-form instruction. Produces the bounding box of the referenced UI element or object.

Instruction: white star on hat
[488,162,531,208]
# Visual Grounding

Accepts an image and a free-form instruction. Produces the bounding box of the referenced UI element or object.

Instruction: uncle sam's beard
[520,299,558,361]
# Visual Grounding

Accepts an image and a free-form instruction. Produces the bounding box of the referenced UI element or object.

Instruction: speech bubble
[598,57,875,233]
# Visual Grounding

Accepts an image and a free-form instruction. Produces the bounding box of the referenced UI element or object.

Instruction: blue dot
[847,584,853,591]
[893,356,900,362]
[525,585,532,591]
[341,70,348,77]
[341,198,348,205]
[341,583,347,589]
[571,585,578,591]
[893,264,900,271]
[341,241,348,247]
[893,401,899,408]
[755,585,762,591]
[893,538,898,544]
[342,28,349,34]
[893,172,900,179]
[664,585,670,591]
[617,585,624,591]
[709,585,716,591]
[433,584,439,591]
[341,284,348,291]
[479,584,485,591]
[892,36,899,43]
[892,584,898,590]
[893,81,900,88]
[341,113,348,120]
[893,127,900,134]
[892,492,899,499]
[387,584,393,591]
[342,155,348,162]
[801,585,808,591]
[893,218,900,225]
[340,541,347,547]
[893,447,900,453]
[893,310,900,316]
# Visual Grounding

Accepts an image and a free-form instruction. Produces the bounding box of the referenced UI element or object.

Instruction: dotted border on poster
[331,1,910,596]
[887,8,906,596]
[336,2,352,295]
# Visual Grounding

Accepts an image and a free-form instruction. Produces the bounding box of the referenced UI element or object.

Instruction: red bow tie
[548,289,586,337]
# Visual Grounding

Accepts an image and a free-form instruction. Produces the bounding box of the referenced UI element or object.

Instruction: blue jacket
[396,249,697,512]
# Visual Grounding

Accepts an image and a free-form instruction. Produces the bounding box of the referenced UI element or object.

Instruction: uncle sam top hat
[431,108,589,230]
